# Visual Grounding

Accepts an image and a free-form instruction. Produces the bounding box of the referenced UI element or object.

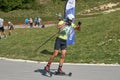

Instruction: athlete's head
[66,14,74,25]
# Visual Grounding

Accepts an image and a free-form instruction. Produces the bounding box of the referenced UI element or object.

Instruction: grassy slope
[70,11,120,64]
[0,0,120,24]
[0,10,120,64]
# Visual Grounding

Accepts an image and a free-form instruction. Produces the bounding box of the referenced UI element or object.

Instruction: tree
[0,0,36,12]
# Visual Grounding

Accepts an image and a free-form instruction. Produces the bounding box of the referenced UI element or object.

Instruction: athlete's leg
[58,49,67,73]
[45,37,60,71]
[48,50,59,65]
[59,50,66,66]
[44,50,59,71]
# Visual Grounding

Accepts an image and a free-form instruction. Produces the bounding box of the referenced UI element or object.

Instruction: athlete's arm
[57,21,65,29]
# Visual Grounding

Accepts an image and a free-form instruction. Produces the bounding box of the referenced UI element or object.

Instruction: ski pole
[34,32,58,52]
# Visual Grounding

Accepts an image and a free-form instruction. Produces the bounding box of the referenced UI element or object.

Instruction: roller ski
[55,67,72,76]
[55,71,72,76]
[44,66,52,77]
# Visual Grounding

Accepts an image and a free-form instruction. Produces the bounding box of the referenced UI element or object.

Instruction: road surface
[0,59,120,80]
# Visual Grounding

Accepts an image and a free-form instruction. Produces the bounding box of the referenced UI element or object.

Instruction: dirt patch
[39,0,51,4]
[81,2,120,14]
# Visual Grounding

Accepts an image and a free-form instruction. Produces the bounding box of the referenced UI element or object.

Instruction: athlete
[8,21,14,36]
[0,18,6,38]
[44,14,81,74]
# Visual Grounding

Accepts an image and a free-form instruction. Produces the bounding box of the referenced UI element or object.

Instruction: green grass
[74,10,120,64]
[0,10,120,64]
[0,0,120,24]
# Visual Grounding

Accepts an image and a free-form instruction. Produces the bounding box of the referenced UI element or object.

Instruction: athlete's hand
[76,26,80,31]
[76,21,82,31]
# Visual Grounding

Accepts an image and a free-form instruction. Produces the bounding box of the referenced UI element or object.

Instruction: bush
[0,0,37,12]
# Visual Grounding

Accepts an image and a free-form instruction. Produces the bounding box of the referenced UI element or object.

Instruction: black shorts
[0,26,4,32]
[54,37,67,50]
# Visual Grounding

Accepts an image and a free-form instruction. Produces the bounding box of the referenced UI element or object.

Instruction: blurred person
[25,18,29,28]
[8,21,14,36]
[34,17,37,27]
[0,18,6,39]
[37,17,41,27]
[29,18,33,28]
[56,13,62,21]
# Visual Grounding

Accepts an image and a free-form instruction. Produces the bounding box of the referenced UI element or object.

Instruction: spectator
[56,13,62,21]
[29,18,33,28]
[37,17,42,27]
[25,18,29,28]
[34,17,37,27]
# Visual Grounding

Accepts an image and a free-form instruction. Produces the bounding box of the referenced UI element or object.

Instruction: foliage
[0,0,120,24]
[0,0,37,12]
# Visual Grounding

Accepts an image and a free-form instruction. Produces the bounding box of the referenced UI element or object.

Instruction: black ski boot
[44,65,52,77]
[55,65,65,75]
[44,65,50,72]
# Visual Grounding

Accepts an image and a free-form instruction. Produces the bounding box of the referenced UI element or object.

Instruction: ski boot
[44,66,52,77]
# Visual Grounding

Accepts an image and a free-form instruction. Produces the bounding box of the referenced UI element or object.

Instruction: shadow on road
[34,68,57,77]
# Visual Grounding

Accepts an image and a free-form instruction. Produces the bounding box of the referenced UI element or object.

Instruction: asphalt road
[0,59,120,80]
